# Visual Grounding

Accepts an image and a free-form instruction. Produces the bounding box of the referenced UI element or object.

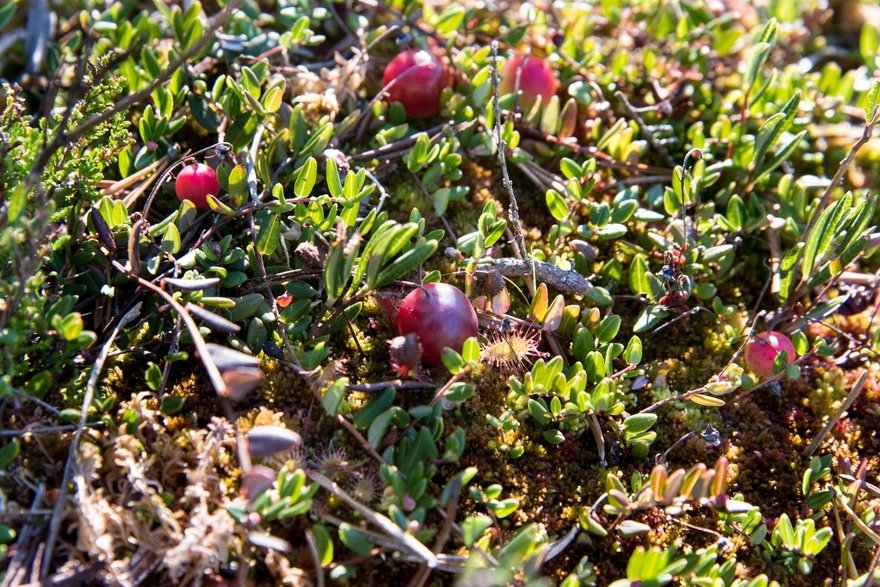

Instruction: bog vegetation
[1,0,880,585]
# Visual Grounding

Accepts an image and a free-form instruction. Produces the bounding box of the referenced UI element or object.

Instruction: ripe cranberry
[500,55,559,110]
[744,331,796,379]
[382,49,451,119]
[175,162,220,209]
[397,283,478,367]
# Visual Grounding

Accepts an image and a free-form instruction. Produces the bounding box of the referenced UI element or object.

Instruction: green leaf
[161,222,181,254]
[326,157,343,198]
[778,242,804,303]
[585,285,613,306]
[633,305,670,332]
[596,314,621,344]
[367,409,393,448]
[560,158,582,179]
[802,192,852,281]
[595,223,627,240]
[0,2,18,30]
[312,524,334,565]
[546,189,569,221]
[623,335,643,365]
[543,429,565,444]
[0,523,16,544]
[623,413,657,435]
[295,157,318,198]
[585,351,606,382]
[256,212,282,256]
[489,497,519,518]
[804,527,832,556]
[629,255,651,296]
[726,194,745,231]
[540,95,561,135]
[228,164,248,207]
[865,79,880,122]
[0,440,20,469]
[611,199,639,224]
[755,130,807,182]
[461,515,493,547]
[528,399,551,426]
[444,382,474,403]
[207,194,236,216]
[435,5,465,33]
[744,42,772,94]
[753,92,799,172]
[160,395,185,414]
[339,523,372,556]
[8,187,26,222]
[374,239,439,289]
[772,513,795,547]
[442,348,466,375]
[353,387,394,429]
[145,362,162,391]
[261,84,285,113]
[792,331,809,355]
[322,378,347,416]
[861,24,880,70]
[461,337,480,364]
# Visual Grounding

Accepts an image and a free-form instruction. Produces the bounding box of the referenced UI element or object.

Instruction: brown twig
[480,257,591,296]
[490,41,532,288]
[347,380,435,392]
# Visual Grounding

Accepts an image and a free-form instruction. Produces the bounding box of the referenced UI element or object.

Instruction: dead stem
[490,41,533,294]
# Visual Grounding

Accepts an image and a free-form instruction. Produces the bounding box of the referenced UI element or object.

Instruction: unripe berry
[744,331,796,379]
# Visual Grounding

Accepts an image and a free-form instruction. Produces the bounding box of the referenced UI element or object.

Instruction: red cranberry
[744,331,796,379]
[500,55,559,109]
[397,283,478,367]
[175,162,220,209]
[382,49,451,119]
